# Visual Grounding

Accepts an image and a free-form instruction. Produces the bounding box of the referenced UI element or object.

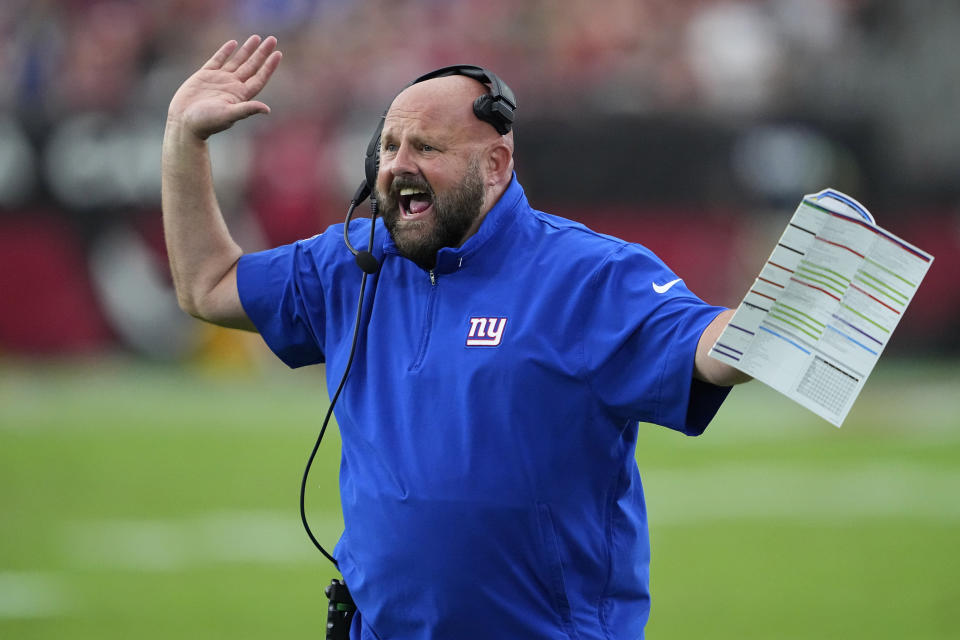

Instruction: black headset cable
[299,201,378,568]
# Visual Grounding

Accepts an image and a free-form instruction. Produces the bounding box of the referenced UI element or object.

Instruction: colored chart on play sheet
[710,189,934,426]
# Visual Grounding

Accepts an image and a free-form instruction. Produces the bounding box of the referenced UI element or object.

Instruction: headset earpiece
[364,117,384,196]
[472,94,512,136]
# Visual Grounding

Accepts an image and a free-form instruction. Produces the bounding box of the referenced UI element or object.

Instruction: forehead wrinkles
[383,76,488,144]
[382,103,458,146]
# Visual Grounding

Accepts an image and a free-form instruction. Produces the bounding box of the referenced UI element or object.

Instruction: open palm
[168,35,282,140]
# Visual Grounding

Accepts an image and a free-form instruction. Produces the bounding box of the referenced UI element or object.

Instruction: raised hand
[167,35,283,140]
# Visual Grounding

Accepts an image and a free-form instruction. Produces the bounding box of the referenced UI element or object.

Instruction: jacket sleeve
[237,234,329,369]
[581,243,731,435]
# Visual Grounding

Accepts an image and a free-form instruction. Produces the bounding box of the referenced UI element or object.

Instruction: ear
[484,141,513,188]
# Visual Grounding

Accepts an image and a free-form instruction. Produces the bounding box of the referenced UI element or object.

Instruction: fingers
[202,39,239,70]
[221,34,262,73]
[244,50,283,96]
[235,36,279,82]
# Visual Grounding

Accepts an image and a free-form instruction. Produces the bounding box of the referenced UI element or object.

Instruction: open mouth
[398,187,434,219]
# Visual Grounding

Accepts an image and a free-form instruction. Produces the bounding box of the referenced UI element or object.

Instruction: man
[163,35,751,639]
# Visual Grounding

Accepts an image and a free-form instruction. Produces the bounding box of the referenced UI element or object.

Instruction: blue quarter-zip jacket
[238,176,730,639]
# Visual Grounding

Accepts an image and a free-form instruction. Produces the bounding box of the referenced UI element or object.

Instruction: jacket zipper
[408,270,438,372]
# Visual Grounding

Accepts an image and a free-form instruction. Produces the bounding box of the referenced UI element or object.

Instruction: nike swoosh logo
[652,278,683,294]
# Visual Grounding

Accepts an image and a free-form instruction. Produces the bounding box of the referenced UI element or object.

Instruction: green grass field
[1,355,958,639]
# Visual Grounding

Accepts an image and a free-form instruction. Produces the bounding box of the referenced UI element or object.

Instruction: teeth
[400,187,426,196]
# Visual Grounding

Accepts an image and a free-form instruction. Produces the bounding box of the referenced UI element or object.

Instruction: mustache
[381,175,434,201]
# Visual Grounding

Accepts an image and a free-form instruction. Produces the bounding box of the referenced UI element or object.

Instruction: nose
[384,140,417,177]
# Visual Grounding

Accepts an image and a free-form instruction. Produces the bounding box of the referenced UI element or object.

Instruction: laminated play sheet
[709,189,934,426]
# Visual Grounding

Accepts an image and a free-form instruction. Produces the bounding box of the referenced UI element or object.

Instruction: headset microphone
[352,246,380,275]
[343,180,380,274]
[341,114,386,275]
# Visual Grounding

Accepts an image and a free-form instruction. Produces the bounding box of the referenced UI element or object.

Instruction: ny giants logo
[466,317,507,347]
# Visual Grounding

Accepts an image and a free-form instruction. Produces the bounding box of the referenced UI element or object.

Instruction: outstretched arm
[694,309,753,386]
[162,35,282,330]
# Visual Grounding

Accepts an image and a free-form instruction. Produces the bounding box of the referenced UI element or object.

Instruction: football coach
[162,35,751,639]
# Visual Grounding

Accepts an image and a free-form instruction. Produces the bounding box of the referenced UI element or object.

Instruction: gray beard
[378,160,485,270]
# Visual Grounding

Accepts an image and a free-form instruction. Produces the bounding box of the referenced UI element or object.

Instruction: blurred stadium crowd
[1,0,958,359]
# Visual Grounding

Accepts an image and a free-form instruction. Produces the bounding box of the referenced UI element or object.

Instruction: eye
[420,143,435,152]
[382,142,398,153]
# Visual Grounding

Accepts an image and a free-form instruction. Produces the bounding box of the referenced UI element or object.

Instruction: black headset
[343,64,517,274]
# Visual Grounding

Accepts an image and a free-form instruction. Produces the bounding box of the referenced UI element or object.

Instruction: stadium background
[1,0,958,638]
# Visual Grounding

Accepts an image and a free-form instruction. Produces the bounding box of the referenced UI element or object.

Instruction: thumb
[227,100,271,123]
